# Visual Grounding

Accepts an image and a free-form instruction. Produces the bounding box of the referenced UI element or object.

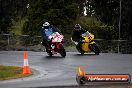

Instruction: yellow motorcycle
[72,32,100,55]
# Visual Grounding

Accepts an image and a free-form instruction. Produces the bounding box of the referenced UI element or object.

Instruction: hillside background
[0,0,132,53]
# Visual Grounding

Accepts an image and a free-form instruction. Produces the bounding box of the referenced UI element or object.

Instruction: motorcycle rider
[41,22,60,49]
[71,24,90,52]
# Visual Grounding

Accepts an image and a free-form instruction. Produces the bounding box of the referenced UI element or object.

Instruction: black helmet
[74,24,81,30]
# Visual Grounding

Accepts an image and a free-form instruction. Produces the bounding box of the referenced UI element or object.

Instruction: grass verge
[0,65,32,80]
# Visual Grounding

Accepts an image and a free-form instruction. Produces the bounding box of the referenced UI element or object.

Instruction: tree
[23,0,79,36]
[121,0,132,39]
[0,0,28,34]
[92,0,132,39]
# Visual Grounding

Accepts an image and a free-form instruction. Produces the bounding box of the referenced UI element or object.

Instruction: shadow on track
[45,56,65,59]
[73,53,98,56]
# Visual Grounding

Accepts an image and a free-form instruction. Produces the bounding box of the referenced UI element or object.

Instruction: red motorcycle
[46,32,66,57]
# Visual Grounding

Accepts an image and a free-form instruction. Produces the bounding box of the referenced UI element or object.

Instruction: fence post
[118,41,120,54]
[3,34,10,50]
[21,35,29,51]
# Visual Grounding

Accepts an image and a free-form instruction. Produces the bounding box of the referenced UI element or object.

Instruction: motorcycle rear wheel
[59,45,66,57]
[90,43,100,55]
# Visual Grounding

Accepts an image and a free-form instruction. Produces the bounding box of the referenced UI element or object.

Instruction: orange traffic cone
[23,51,31,74]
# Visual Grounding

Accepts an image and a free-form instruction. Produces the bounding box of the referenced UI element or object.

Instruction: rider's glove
[47,39,51,41]
[82,40,86,42]
[55,32,60,35]
[48,35,52,40]
[74,42,78,45]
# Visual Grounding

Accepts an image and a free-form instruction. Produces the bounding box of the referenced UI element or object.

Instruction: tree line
[0,0,132,40]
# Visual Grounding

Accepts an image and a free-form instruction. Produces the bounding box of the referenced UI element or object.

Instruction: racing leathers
[71,28,88,52]
[41,25,60,48]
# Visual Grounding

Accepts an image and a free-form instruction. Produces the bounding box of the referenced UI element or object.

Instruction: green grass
[0,65,32,80]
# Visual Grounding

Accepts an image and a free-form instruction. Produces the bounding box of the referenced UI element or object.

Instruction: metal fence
[0,34,42,51]
[0,34,132,54]
[95,39,132,54]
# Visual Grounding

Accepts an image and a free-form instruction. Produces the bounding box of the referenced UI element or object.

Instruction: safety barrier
[0,34,132,53]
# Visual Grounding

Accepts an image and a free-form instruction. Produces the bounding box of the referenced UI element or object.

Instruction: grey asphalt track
[0,51,132,88]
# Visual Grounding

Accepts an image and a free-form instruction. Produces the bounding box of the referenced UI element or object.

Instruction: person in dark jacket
[41,22,60,48]
[71,24,90,52]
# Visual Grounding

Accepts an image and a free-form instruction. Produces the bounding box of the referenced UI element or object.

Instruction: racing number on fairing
[88,36,92,42]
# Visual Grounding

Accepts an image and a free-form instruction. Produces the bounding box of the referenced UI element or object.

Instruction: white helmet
[43,22,50,27]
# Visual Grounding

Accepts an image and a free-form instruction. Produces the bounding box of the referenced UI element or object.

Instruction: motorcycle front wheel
[76,45,84,55]
[46,48,53,56]
[48,51,53,56]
